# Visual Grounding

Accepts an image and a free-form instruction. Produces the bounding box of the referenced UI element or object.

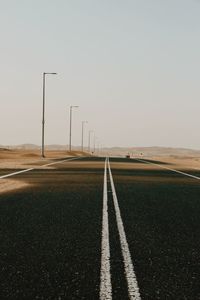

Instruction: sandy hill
[1,145,200,158]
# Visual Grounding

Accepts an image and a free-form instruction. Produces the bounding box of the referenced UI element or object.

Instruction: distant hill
[1,145,200,157]
[14,144,40,150]
[102,146,200,158]
[13,144,71,150]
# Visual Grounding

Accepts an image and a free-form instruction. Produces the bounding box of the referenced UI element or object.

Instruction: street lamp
[69,105,79,151]
[81,121,88,152]
[93,135,98,153]
[88,130,93,153]
[41,72,57,158]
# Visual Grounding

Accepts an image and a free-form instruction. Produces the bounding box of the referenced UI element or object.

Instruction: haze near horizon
[1,0,200,149]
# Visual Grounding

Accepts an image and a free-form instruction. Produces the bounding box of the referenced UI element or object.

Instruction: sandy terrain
[0,179,30,194]
[0,149,87,194]
[150,156,200,171]
[0,149,86,169]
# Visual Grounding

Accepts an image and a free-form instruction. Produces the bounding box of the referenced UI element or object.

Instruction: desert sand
[0,149,86,194]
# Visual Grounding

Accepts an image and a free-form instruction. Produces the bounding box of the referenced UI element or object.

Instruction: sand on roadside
[0,149,88,194]
[149,155,200,171]
[0,149,87,169]
[0,179,30,195]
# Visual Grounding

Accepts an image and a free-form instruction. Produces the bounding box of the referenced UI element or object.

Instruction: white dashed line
[0,157,80,180]
[100,158,112,300]
[134,158,200,181]
[108,158,141,300]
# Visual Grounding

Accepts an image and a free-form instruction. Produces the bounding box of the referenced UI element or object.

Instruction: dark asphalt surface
[1,157,200,299]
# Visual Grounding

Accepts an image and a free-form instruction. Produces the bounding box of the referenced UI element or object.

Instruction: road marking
[133,158,200,181]
[0,168,34,179]
[108,159,141,300]
[0,157,80,180]
[100,158,112,300]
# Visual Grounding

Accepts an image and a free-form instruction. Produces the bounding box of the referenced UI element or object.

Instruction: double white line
[100,158,141,300]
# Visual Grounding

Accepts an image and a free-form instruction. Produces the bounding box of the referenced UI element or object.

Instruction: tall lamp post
[42,72,57,158]
[93,135,98,153]
[81,121,88,152]
[69,105,79,151]
[88,130,93,153]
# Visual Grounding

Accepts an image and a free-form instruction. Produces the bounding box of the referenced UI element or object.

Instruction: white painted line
[0,157,80,180]
[100,158,112,300]
[108,159,141,300]
[134,158,200,181]
[0,168,34,179]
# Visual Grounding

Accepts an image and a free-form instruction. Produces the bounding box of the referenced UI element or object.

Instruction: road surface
[1,157,200,299]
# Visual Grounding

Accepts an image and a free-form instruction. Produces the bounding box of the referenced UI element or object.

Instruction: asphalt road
[0,157,200,299]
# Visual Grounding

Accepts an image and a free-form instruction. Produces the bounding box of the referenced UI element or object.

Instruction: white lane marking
[0,168,34,179]
[133,158,200,181]
[0,157,80,180]
[100,158,112,300]
[108,159,141,300]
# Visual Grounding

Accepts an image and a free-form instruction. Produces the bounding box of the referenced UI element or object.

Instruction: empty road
[1,157,200,299]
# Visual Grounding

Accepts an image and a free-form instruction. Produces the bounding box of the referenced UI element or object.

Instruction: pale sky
[1,0,200,149]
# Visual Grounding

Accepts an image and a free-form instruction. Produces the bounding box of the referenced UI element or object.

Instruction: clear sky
[1,0,200,149]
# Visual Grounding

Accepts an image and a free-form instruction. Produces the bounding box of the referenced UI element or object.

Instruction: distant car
[126,154,130,158]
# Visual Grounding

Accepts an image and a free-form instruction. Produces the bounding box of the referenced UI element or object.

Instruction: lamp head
[44,72,57,75]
